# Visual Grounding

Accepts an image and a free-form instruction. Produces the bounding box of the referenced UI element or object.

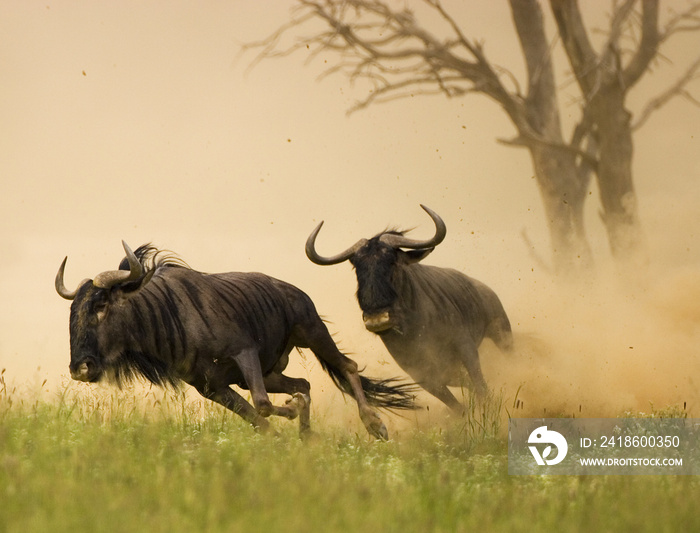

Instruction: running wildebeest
[305,205,513,412]
[55,241,416,439]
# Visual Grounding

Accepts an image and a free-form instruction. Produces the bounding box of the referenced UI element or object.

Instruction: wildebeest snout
[362,311,394,333]
[70,360,97,382]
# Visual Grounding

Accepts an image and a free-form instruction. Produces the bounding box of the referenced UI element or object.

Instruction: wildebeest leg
[419,381,464,413]
[294,319,389,440]
[231,348,309,423]
[195,383,271,433]
[263,373,312,436]
[486,316,514,353]
[456,341,489,399]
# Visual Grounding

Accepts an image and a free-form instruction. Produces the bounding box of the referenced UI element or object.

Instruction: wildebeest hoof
[283,392,309,420]
[286,392,308,407]
[253,419,276,436]
[374,422,389,441]
[362,410,389,440]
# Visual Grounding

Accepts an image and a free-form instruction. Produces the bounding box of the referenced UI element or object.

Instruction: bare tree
[247,0,700,275]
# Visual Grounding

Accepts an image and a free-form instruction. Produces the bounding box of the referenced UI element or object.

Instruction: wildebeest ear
[401,248,434,264]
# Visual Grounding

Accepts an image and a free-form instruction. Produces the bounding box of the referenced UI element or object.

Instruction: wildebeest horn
[305,221,368,265]
[92,241,144,290]
[379,205,447,249]
[55,257,90,300]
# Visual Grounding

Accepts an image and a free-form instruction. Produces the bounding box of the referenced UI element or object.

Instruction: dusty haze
[1,2,699,431]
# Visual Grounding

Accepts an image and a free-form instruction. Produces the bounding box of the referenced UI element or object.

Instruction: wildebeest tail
[356,374,420,411]
[314,355,419,411]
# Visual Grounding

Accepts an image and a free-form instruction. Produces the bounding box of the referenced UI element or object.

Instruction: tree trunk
[589,87,647,266]
[528,143,593,274]
[550,0,653,270]
[510,0,593,275]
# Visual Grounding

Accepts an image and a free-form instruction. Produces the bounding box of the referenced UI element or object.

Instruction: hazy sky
[1,2,699,416]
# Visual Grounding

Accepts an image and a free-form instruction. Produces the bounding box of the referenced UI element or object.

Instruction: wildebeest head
[55,241,152,382]
[306,205,446,333]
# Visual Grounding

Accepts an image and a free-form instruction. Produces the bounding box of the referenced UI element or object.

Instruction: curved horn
[305,221,367,266]
[55,257,90,300]
[92,240,144,289]
[379,204,447,249]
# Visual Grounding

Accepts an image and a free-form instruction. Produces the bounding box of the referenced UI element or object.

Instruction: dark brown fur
[61,244,417,438]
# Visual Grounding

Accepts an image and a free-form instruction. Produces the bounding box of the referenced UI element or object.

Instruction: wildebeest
[55,241,416,439]
[305,205,513,412]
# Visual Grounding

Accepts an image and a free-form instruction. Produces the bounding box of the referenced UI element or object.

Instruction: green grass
[1,381,699,533]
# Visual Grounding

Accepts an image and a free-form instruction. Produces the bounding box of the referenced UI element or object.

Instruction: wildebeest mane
[109,243,194,388]
[373,227,414,240]
[119,243,191,273]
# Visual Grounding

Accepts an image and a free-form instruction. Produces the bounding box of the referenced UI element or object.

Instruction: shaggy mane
[119,243,191,272]
[373,227,415,239]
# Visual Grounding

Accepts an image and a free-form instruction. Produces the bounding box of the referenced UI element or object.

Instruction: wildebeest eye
[91,294,109,324]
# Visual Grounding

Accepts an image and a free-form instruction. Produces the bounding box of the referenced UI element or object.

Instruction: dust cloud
[1,3,698,433]
[484,267,700,419]
[293,257,700,434]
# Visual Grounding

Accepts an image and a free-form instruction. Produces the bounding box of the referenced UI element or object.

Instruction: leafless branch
[621,0,659,89]
[348,76,475,114]
[520,228,553,273]
[660,2,700,42]
[604,0,638,53]
[427,0,485,60]
[633,54,700,129]
[550,0,599,96]
[497,132,598,169]
[239,9,318,74]
[243,0,698,170]
[243,0,525,123]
